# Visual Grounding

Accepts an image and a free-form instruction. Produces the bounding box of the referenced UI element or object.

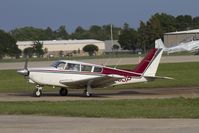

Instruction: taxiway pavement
[0,87,199,101]
[0,115,199,133]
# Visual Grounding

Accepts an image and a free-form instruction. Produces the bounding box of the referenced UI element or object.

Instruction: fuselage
[27,60,147,88]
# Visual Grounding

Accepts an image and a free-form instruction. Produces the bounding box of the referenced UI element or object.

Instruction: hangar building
[164,29,199,47]
[17,39,105,57]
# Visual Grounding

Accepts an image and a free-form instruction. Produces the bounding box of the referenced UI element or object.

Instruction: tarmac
[0,115,199,133]
[0,87,199,101]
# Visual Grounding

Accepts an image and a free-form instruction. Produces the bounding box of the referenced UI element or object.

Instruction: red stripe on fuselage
[101,67,141,77]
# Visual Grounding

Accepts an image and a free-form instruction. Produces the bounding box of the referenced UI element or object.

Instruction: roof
[57,60,103,67]
[17,39,104,46]
[165,29,199,35]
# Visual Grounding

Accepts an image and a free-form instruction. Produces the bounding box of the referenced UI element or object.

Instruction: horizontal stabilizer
[144,76,174,81]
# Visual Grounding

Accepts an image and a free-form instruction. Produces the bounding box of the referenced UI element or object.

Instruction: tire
[33,89,42,97]
[84,90,92,97]
[59,88,68,96]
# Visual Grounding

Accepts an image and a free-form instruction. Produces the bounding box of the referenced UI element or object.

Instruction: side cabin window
[81,65,92,72]
[65,63,80,71]
[93,67,102,72]
[52,61,66,70]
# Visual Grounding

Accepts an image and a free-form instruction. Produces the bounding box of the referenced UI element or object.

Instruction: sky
[0,0,199,32]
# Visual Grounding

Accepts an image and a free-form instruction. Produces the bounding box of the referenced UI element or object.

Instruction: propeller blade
[17,69,29,76]
[17,57,29,76]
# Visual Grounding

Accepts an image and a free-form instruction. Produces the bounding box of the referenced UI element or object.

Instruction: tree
[154,13,176,33]
[192,17,199,29]
[88,25,105,40]
[45,27,55,40]
[118,23,138,50]
[23,47,34,58]
[145,15,162,50]
[176,15,192,31]
[59,50,64,57]
[0,29,21,59]
[112,44,119,51]
[32,41,44,57]
[71,26,89,39]
[83,44,99,56]
[56,25,69,39]
[137,21,148,53]
[10,26,48,41]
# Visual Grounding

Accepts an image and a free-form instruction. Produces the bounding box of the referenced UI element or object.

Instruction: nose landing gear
[33,85,43,97]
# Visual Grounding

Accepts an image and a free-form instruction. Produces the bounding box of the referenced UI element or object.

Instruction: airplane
[155,39,199,54]
[17,47,172,97]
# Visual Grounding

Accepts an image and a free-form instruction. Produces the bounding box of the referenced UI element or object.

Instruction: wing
[59,74,124,89]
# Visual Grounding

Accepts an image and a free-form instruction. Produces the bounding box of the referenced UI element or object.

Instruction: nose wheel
[33,85,43,97]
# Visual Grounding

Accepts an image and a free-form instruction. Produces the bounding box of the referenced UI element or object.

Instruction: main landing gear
[32,84,93,97]
[33,85,43,97]
[59,87,68,96]
[84,81,93,97]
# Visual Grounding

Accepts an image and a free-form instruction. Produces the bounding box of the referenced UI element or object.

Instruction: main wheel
[33,89,42,97]
[83,90,92,97]
[86,92,92,97]
[59,88,68,96]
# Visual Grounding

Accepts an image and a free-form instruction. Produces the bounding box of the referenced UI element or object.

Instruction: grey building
[104,40,121,52]
[164,29,199,47]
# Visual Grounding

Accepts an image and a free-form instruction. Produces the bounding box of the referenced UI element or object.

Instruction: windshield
[51,61,66,70]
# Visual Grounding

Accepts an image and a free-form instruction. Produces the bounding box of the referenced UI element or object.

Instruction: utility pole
[110,24,114,51]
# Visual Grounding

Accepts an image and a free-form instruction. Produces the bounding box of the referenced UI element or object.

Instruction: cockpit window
[65,63,80,71]
[81,65,92,72]
[93,67,102,72]
[52,61,66,70]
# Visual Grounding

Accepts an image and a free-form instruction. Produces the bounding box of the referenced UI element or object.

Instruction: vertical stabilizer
[155,39,165,49]
[133,48,163,77]
[143,48,163,76]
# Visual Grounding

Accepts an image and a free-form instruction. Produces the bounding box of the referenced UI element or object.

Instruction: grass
[112,62,199,89]
[0,62,199,93]
[0,62,199,118]
[0,98,199,118]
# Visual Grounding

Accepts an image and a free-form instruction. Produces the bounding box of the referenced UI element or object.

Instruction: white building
[17,39,105,57]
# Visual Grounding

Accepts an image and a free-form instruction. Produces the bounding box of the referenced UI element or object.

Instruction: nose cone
[17,69,29,76]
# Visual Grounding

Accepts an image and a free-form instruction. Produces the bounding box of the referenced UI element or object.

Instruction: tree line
[1,13,199,59]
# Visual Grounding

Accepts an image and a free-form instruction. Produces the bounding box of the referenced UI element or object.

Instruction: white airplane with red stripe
[17,47,171,97]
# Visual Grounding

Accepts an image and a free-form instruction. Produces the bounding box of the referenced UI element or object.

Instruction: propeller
[17,57,29,76]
